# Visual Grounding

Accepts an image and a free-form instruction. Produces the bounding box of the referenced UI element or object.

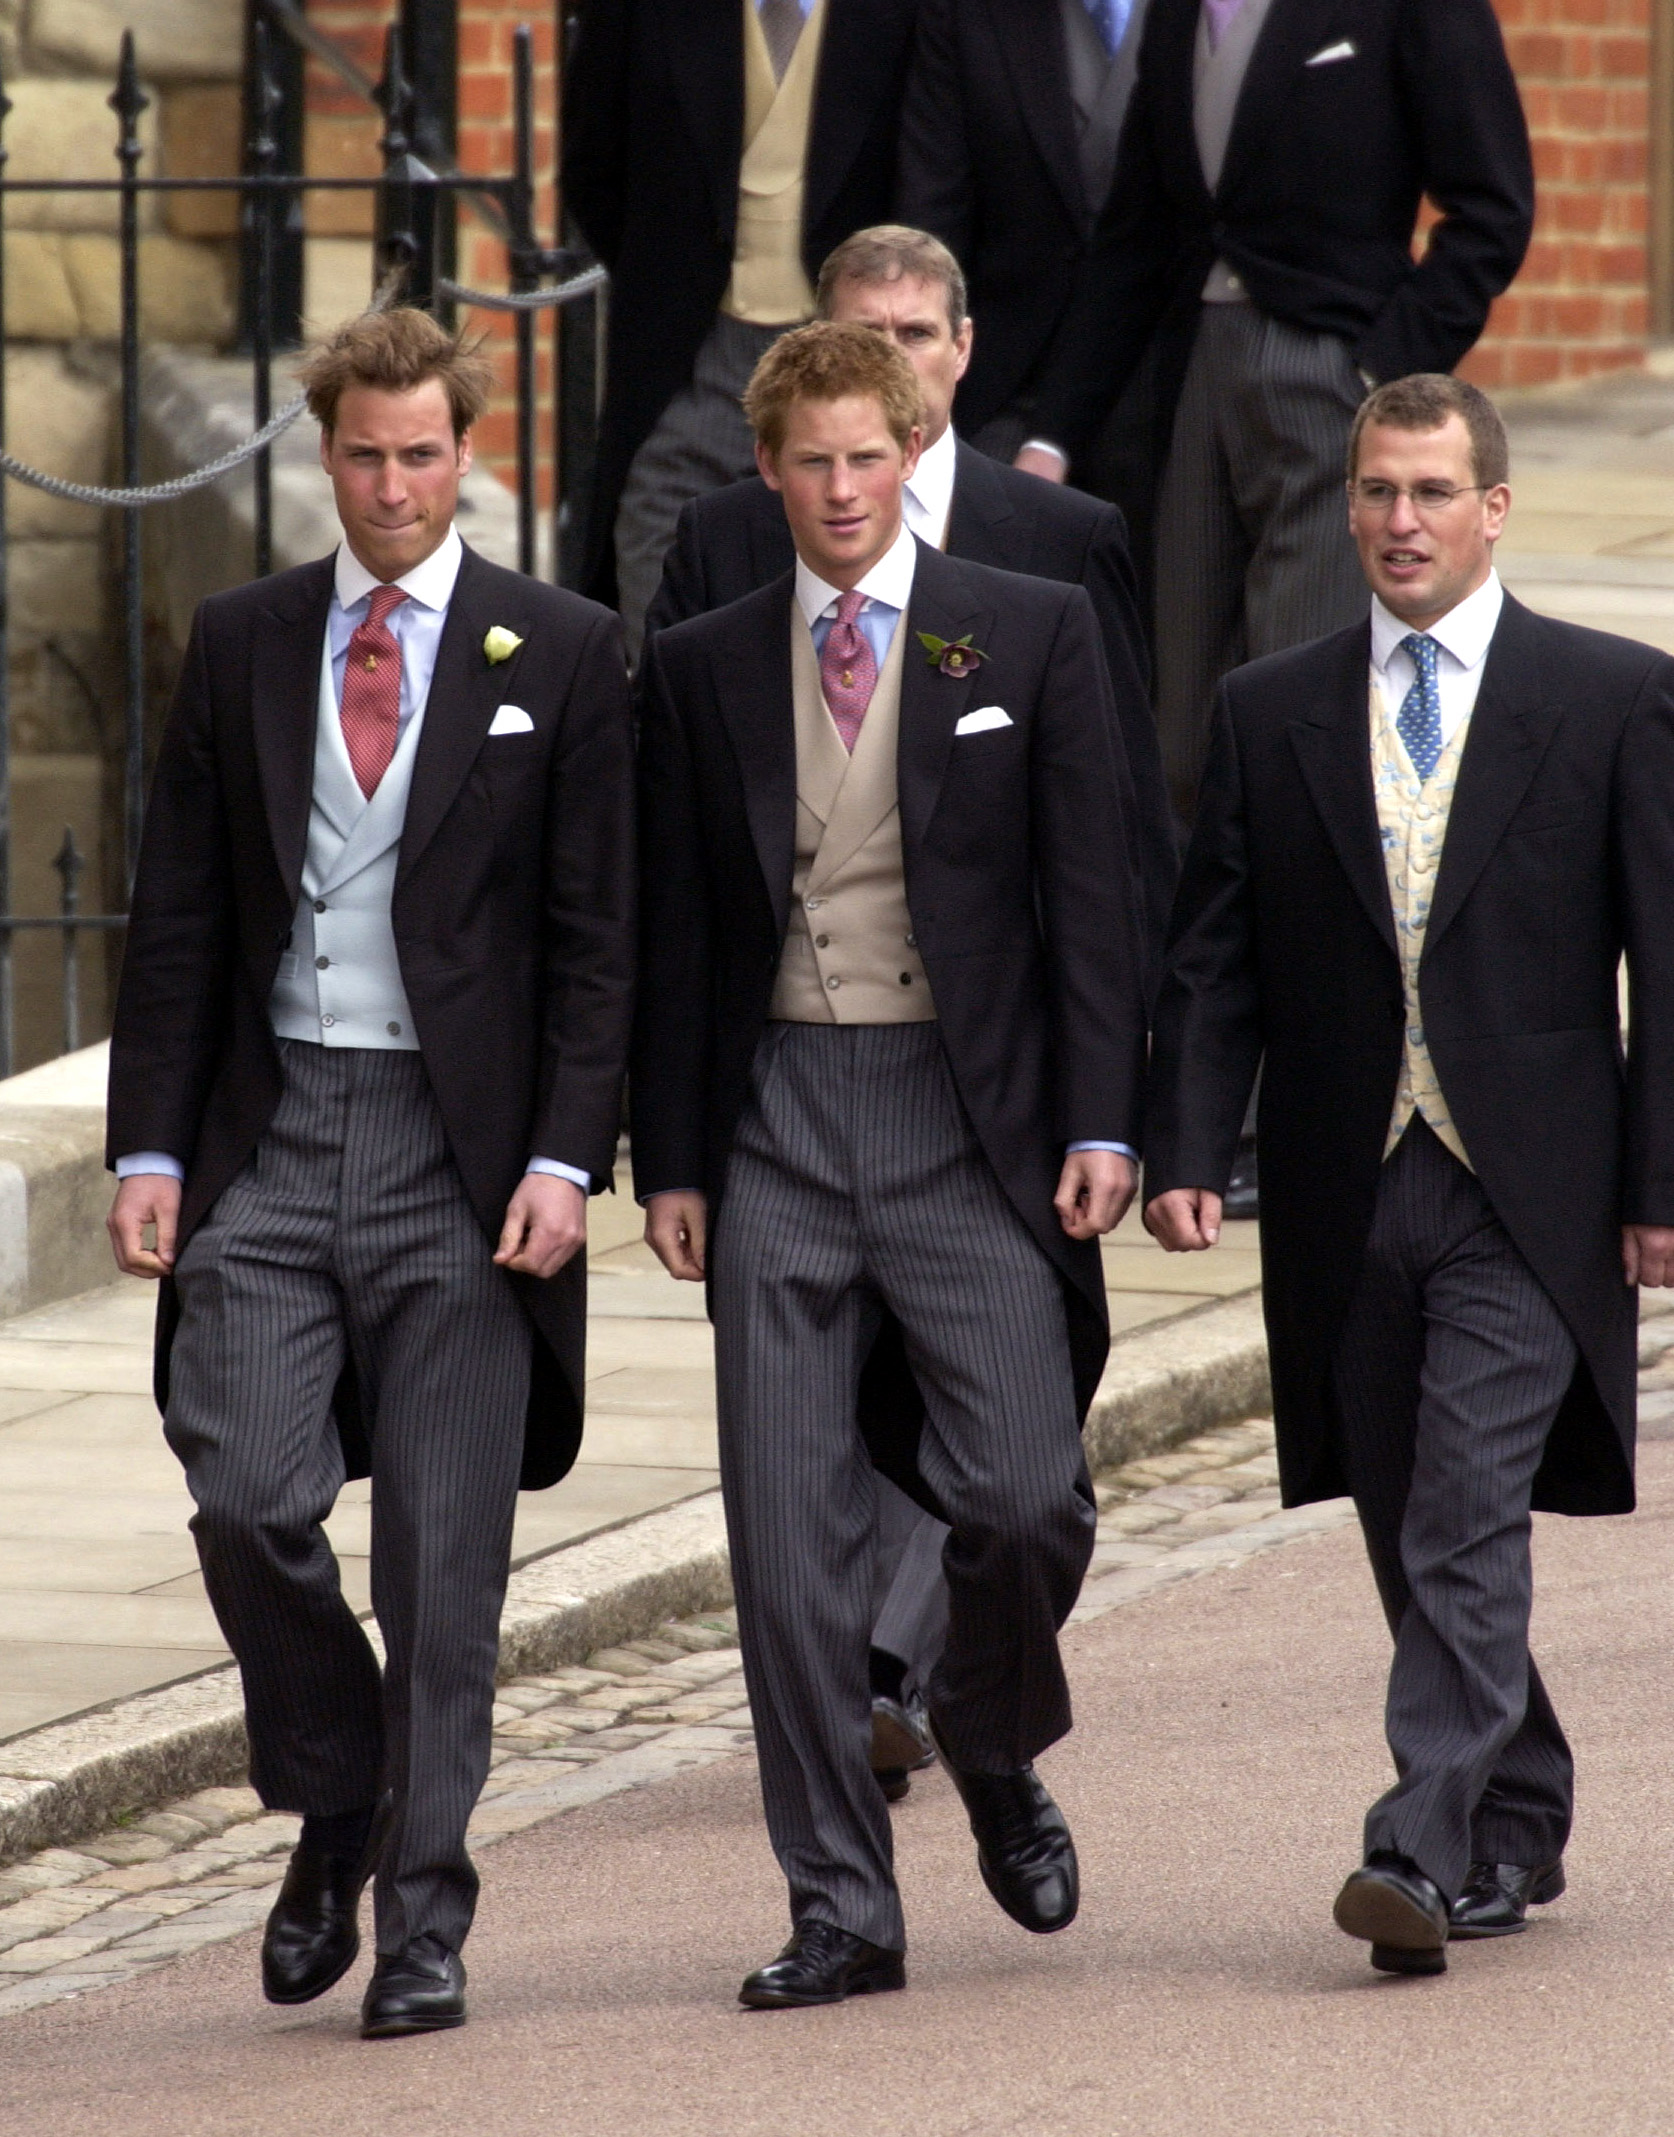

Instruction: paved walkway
[0,1170,1259,1745]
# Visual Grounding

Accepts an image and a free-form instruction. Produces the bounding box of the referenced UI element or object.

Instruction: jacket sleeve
[893,0,975,262]
[1618,653,1674,1227]
[629,637,715,1199]
[1356,0,1534,381]
[1029,586,1149,1148]
[529,608,639,1186]
[105,603,236,1173]
[640,494,709,651]
[562,0,634,267]
[1144,686,1263,1196]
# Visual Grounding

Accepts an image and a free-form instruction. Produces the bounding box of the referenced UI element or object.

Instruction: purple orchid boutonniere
[917,631,989,679]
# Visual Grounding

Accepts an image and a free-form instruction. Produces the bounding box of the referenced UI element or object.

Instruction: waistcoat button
[315,955,329,970]
[826,976,841,990]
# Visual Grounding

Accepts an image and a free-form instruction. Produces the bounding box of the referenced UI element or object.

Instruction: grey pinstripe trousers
[1332,1118,1578,1902]
[165,1043,533,1956]
[713,1023,1096,1950]
[1153,304,1368,818]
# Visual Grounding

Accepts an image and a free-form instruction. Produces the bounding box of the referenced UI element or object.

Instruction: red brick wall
[1462,0,1654,387]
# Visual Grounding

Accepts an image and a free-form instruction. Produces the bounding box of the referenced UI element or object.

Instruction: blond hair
[742,321,924,457]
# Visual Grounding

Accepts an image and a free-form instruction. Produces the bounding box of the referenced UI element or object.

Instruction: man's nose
[1386,493,1422,537]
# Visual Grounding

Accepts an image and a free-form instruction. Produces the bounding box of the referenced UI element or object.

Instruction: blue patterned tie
[1086,0,1131,56]
[1396,633,1443,785]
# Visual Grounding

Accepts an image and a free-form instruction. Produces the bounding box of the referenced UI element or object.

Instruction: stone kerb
[0,1041,112,1319]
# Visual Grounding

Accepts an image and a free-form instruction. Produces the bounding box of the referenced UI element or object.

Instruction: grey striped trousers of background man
[1332,1117,1579,1903]
[712,1021,1097,1953]
[165,1042,533,1957]
[1153,303,1370,818]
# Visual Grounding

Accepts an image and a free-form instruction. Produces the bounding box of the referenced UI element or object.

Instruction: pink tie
[339,584,407,799]
[1203,0,1248,48]
[820,590,878,754]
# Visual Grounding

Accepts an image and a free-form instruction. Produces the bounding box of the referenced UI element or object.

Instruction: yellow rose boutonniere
[484,625,524,665]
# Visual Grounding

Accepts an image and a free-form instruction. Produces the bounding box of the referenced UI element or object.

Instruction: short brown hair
[1348,373,1509,489]
[297,306,494,439]
[815,224,969,336]
[743,320,925,457]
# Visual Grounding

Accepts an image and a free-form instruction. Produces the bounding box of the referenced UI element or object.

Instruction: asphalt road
[6,1442,1673,2137]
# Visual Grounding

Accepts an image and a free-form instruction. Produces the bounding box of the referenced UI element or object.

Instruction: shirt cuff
[1067,1141,1138,1162]
[115,1152,185,1182]
[1020,438,1069,470]
[526,1158,592,1193]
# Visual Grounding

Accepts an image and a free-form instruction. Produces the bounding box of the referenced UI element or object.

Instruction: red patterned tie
[339,583,407,799]
[819,590,878,754]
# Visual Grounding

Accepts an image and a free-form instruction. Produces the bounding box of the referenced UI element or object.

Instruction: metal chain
[0,393,309,509]
[437,264,607,312]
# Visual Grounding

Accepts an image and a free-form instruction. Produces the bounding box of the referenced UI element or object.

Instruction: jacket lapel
[946,441,1023,569]
[1217,0,1337,203]
[660,0,746,238]
[397,546,530,886]
[897,545,995,856]
[714,578,799,933]
[251,557,336,908]
[1287,622,1398,958]
[983,0,1089,229]
[1423,599,1564,957]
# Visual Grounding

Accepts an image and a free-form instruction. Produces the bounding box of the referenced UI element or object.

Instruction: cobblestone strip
[5,1306,1671,2023]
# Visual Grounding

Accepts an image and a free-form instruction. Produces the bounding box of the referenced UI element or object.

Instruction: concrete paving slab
[0,1651,227,1745]
[0,1345,153,1396]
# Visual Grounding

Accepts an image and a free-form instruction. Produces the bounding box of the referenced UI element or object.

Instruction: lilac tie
[819,591,877,754]
[1203,0,1250,50]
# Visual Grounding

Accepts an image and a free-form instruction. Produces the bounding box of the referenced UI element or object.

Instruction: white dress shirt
[1369,569,1504,746]
[118,527,592,1195]
[902,423,959,551]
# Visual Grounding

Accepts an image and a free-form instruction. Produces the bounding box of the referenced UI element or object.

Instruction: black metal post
[402,0,458,327]
[511,26,538,578]
[555,4,599,591]
[376,25,440,310]
[52,828,83,1058]
[111,34,149,898]
[239,0,304,354]
[0,62,13,1078]
[247,13,279,578]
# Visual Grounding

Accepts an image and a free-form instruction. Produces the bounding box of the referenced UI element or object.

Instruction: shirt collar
[1371,568,1503,675]
[794,519,919,630]
[334,523,464,614]
[903,424,958,538]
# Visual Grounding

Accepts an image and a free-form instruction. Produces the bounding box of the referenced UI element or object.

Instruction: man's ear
[456,428,475,475]
[755,438,782,491]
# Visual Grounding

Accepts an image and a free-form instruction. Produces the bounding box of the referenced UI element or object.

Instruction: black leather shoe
[1449,1859,1565,1939]
[1334,1853,1449,1975]
[738,1921,906,2009]
[930,1720,1078,1934]
[360,1935,467,2038]
[1222,1134,1259,1221]
[261,1842,373,2006]
[871,1694,935,1775]
[875,1767,913,1804]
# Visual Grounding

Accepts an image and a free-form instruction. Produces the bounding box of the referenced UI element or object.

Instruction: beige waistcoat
[1372,680,1474,1169]
[721,0,825,327]
[769,607,935,1023]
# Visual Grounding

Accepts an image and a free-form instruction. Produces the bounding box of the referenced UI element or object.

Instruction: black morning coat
[104,545,638,1491]
[1030,0,1535,467]
[1145,595,1674,1518]
[631,541,1150,1503]
[561,0,921,607]
[641,444,1179,985]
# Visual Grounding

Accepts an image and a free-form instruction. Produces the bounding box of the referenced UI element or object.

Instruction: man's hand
[1624,1224,1674,1288]
[108,1174,182,1279]
[495,1173,587,1279]
[1014,445,1068,486]
[1054,1150,1136,1240]
[645,1190,707,1281]
[1144,1187,1224,1252]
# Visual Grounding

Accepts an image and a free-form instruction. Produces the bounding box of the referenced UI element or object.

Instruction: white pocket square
[954,706,1013,737]
[1305,38,1356,64]
[487,704,534,736]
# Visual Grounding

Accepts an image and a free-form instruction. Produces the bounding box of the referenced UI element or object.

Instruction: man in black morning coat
[1145,374,1674,1977]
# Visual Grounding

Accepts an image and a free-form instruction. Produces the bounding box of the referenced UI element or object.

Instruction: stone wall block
[161,85,241,239]
[0,348,111,538]
[1,78,159,233]
[29,0,240,82]
[1,231,81,340]
[60,232,235,345]
[5,537,107,643]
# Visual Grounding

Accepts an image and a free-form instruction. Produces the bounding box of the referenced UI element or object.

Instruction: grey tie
[759,0,805,82]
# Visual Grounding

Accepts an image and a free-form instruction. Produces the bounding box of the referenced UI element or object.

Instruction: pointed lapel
[897,545,995,856]
[396,546,532,886]
[1286,622,1398,958]
[251,557,336,908]
[713,577,799,932]
[946,441,1023,569]
[1217,0,1337,203]
[659,0,746,237]
[982,0,1089,229]
[1422,600,1564,957]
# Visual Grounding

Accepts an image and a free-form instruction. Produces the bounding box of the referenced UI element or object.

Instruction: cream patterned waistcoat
[769,606,935,1023]
[1372,679,1473,1169]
